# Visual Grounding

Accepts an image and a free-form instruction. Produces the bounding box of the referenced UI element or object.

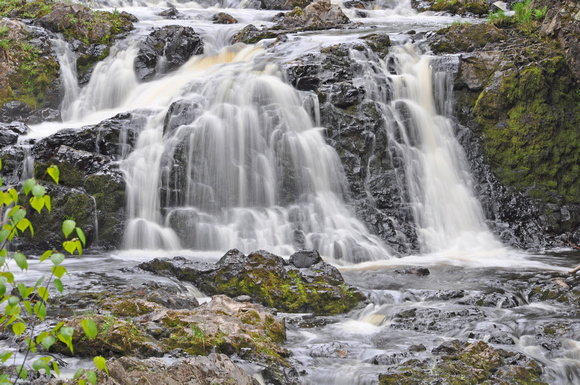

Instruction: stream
[5,0,580,383]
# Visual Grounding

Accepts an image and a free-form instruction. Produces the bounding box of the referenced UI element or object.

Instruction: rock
[429,0,489,16]
[212,12,238,24]
[139,249,366,315]
[289,249,322,268]
[231,24,280,44]
[159,6,181,19]
[394,267,430,276]
[379,340,548,385]
[134,26,204,82]
[261,0,313,10]
[26,108,61,125]
[0,122,28,147]
[93,355,258,385]
[273,0,351,31]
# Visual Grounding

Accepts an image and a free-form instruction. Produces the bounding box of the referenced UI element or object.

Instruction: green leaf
[52,265,67,279]
[12,322,25,336]
[11,208,26,224]
[32,359,44,372]
[16,365,27,381]
[0,351,12,364]
[16,218,32,237]
[8,296,19,307]
[94,356,109,375]
[50,253,65,266]
[73,368,85,380]
[38,286,49,301]
[47,165,59,184]
[17,283,27,299]
[54,278,63,293]
[31,185,46,199]
[0,229,9,243]
[9,189,18,205]
[43,195,51,213]
[14,252,27,271]
[41,335,56,350]
[76,227,86,246]
[34,275,45,288]
[82,319,98,340]
[30,196,44,213]
[79,380,86,385]
[64,240,77,255]
[23,300,33,315]
[86,370,97,385]
[23,179,35,195]
[58,326,74,354]
[62,220,76,238]
[52,361,60,376]
[40,250,52,262]
[34,301,46,321]
[1,272,14,284]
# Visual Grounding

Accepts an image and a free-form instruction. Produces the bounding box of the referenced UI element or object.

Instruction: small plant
[0,161,106,385]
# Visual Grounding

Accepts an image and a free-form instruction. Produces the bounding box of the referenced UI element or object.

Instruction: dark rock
[232,24,280,44]
[273,0,351,31]
[159,6,181,19]
[26,108,61,125]
[134,26,204,82]
[394,267,431,276]
[212,12,238,24]
[0,122,29,147]
[261,0,313,10]
[139,249,365,315]
[289,249,322,268]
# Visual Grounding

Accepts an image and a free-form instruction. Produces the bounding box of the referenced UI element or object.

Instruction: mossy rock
[140,249,366,316]
[379,340,547,385]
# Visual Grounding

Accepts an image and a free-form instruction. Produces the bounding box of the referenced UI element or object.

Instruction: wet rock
[0,122,28,147]
[212,12,238,24]
[93,354,259,385]
[26,108,61,125]
[159,6,181,19]
[289,249,322,268]
[139,249,365,315]
[232,24,280,44]
[273,0,351,31]
[429,0,489,16]
[261,0,313,10]
[379,340,548,385]
[394,267,430,276]
[135,26,204,82]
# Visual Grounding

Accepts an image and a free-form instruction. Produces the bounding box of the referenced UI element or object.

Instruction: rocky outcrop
[0,1,134,119]
[273,0,351,31]
[379,340,548,385]
[429,0,490,16]
[261,0,313,10]
[134,26,204,82]
[430,20,580,247]
[94,355,259,385]
[139,249,366,315]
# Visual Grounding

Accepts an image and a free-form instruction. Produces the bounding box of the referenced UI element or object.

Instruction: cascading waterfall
[350,44,500,253]
[117,45,390,261]
[52,37,80,119]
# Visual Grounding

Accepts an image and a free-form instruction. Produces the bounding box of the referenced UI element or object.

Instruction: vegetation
[430,0,489,17]
[0,161,106,384]
[488,0,547,33]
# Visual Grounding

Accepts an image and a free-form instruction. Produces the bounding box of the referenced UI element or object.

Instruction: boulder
[93,355,259,385]
[139,249,365,315]
[260,0,313,10]
[212,12,238,24]
[273,0,351,31]
[231,24,281,44]
[378,340,547,385]
[134,26,204,82]
[0,122,28,147]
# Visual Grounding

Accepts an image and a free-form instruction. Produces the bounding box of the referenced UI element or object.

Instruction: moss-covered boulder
[139,249,366,315]
[379,340,548,385]
[429,0,490,16]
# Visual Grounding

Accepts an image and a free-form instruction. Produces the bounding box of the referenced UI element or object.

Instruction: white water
[34,0,503,261]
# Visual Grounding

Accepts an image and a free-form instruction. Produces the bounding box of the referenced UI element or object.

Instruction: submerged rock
[134,26,204,82]
[139,249,365,315]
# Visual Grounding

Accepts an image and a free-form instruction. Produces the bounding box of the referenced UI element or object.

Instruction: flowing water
[8,0,580,383]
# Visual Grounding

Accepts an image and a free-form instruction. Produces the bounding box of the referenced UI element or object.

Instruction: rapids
[7,0,580,383]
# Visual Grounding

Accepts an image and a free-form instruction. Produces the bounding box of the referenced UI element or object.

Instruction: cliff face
[430,1,580,246]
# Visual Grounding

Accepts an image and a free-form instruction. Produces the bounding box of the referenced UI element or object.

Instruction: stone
[0,122,28,147]
[212,12,238,24]
[274,0,351,31]
[289,249,322,268]
[134,26,204,82]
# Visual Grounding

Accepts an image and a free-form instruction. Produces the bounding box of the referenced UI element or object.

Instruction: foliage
[488,0,547,33]
[0,161,106,384]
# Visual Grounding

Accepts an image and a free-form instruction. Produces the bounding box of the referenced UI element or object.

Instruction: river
[10,0,580,383]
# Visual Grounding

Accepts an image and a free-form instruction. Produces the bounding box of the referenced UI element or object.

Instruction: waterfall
[117,45,390,261]
[351,44,500,253]
[52,37,80,121]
